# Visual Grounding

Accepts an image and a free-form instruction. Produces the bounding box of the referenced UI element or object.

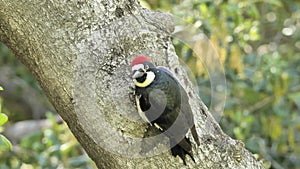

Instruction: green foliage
[0,113,95,169]
[0,113,8,126]
[143,0,300,168]
[0,87,13,151]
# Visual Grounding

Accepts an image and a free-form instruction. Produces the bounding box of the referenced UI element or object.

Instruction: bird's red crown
[131,56,152,67]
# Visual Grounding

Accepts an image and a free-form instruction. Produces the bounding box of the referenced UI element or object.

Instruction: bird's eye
[145,64,149,70]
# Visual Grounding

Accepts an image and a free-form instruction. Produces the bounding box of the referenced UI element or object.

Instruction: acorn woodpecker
[131,56,200,164]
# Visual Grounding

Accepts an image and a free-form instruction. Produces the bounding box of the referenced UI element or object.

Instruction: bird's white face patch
[133,71,155,87]
[132,64,144,72]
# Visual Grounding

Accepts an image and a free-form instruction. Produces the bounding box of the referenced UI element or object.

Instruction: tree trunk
[0,0,264,168]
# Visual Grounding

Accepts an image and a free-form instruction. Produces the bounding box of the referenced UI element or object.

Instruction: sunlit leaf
[263,160,272,169]
[0,113,8,126]
[0,86,3,91]
[0,134,12,150]
[60,142,73,155]
[199,3,208,17]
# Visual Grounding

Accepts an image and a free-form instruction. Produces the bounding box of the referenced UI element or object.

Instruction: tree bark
[0,0,264,168]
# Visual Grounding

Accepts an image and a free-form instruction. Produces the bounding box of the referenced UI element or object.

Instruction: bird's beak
[132,70,145,79]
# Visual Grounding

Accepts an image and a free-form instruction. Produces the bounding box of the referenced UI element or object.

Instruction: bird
[131,55,199,165]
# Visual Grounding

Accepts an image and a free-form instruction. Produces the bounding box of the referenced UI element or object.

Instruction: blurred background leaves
[144,0,300,168]
[1,0,300,168]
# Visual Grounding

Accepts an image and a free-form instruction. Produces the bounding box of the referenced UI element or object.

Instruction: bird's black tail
[171,137,195,165]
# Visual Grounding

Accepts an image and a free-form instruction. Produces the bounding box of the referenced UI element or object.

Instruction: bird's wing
[158,66,200,145]
[145,88,168,124]
[178,84,200,146]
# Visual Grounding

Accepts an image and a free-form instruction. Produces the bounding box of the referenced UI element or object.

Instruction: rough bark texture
[0,0,264,168]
